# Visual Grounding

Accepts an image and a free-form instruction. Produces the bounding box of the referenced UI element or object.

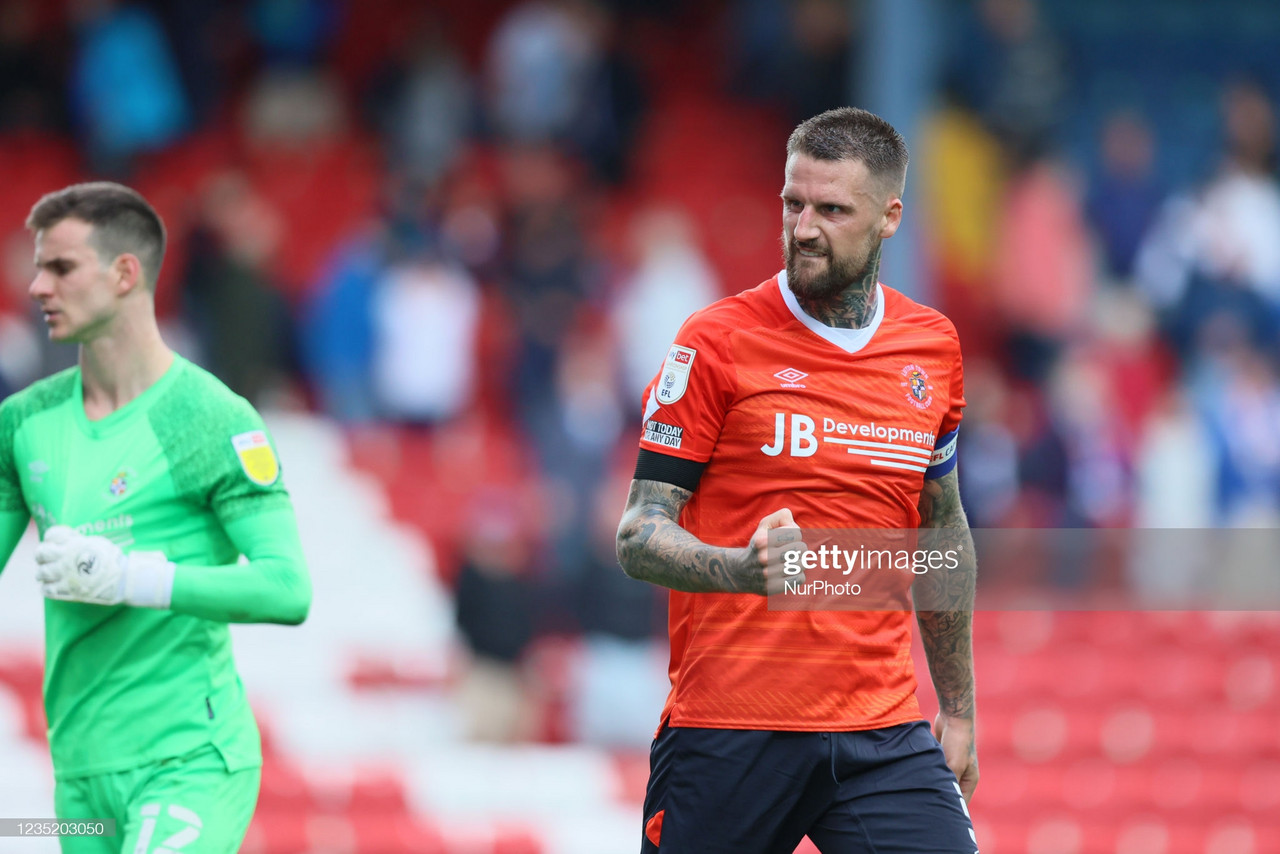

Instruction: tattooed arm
[616,479,804,595]
[914,467,979,800]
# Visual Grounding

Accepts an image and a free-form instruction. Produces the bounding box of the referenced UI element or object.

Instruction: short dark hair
[26,182,167,289]
[787,107,909,198]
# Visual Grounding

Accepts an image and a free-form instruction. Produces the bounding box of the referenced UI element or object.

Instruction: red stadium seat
[0,656,46,744]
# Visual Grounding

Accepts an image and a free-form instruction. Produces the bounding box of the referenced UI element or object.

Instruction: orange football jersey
[637,271,965,731]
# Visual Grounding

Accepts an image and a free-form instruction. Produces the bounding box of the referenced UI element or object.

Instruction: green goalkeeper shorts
[54,743,260,854]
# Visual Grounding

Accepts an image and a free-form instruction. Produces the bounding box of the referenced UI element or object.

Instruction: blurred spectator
[779,0,855,124]
[484,1,600,144]
[370,245,481,426]
[1086,111,1165,282]
[723,0,853,124]
[993,157,1094,381]
[300,227,384,422]
[247,0,340,67]
[948,0,1067,157]
[181,171,296,406]
[574,472,662,642]
[1053,350,1133,530]
[954,360,1019,527]
[563,2,647,183]
[1128,389,1216,600]
[0,230,75,392]
[69,0,190,173]
[0,231,40,393]
[242,66,346,146]
[1088,290,1171,451]
[454,498,536,742]
[1136,79,1280,356]
[497,146,594,426]
[1134,390,1216,529]
[438,169,504,279]
[154,1,244,127]
[612,207,719,399]
[565,471,667,747]
[363,16,474,186]
[722,0,789,102]
[302,175,489,425]
[485,1,644,184]
[0,0,67,133]
[1187,315,1280,525]
[529,326,625,581]
[1019,346,1133,533]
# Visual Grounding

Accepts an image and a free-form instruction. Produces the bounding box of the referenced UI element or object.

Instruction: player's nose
[793,207,820,240]
[29,271,54,301]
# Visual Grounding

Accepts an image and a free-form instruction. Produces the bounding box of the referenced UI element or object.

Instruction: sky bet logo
[761,412,936,473]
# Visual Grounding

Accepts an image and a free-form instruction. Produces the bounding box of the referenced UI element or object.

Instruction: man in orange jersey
[617,107,978,853]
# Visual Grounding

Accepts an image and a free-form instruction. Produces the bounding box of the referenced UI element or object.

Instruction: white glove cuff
[124,552,176,610]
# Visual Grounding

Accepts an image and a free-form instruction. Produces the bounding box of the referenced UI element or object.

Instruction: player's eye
[783,199,803,212]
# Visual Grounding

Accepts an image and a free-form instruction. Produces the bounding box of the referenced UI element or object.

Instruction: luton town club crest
[108,468,135,499]
[900,364,933,410]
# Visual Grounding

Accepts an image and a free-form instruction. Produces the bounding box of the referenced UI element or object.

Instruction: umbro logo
[774,368,808,388]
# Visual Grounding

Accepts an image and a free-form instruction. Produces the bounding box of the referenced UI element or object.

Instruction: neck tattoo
[795,245,881,330]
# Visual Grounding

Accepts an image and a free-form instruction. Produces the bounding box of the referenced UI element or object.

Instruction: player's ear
[879,196,903,240]
[113,253,146,296]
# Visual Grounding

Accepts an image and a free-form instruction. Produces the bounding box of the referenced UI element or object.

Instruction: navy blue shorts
[640,720,977,853]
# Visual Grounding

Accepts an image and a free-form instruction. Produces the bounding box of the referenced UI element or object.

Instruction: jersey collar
[777,270,885,354]
[73,355,185,439]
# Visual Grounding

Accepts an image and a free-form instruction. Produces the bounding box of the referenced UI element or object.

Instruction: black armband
[634,449,706,493]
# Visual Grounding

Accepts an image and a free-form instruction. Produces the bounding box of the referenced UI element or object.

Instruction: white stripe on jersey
[845,448,935,466]
[868,458,929,473]
[824,437,933,459]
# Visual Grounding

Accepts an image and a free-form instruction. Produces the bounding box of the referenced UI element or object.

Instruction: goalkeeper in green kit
[0,182,312,853]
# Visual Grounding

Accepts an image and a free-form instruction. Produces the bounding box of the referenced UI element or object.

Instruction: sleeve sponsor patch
[232,430,280,486]
[643,419,684,449]
[656,345,696,405]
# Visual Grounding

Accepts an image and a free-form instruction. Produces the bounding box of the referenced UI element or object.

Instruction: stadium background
[1,0,1279,851]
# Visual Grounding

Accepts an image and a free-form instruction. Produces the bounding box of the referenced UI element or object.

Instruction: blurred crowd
[927,0,1280,545]
[2,0,1280,742]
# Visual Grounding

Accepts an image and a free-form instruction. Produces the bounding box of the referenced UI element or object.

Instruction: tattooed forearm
[616,479,759,594]
[794,245,881,329]
[914,469,977,719]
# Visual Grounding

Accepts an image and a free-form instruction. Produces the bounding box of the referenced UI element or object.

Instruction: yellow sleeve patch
[231,430,280,486]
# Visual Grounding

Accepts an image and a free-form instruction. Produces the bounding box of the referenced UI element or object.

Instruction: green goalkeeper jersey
[0,355,310,779]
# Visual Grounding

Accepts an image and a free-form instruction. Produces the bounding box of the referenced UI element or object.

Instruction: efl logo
[658,345,696,404]
[774,367,808,388]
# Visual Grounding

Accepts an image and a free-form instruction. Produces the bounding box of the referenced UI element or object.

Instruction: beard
[783,230,880,303]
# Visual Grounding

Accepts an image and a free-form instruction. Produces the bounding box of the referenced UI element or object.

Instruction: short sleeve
[925,329,965,480]
[636,312,737,464]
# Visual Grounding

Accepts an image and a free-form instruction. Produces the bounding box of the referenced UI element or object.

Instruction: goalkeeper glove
[35,525,175,609]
